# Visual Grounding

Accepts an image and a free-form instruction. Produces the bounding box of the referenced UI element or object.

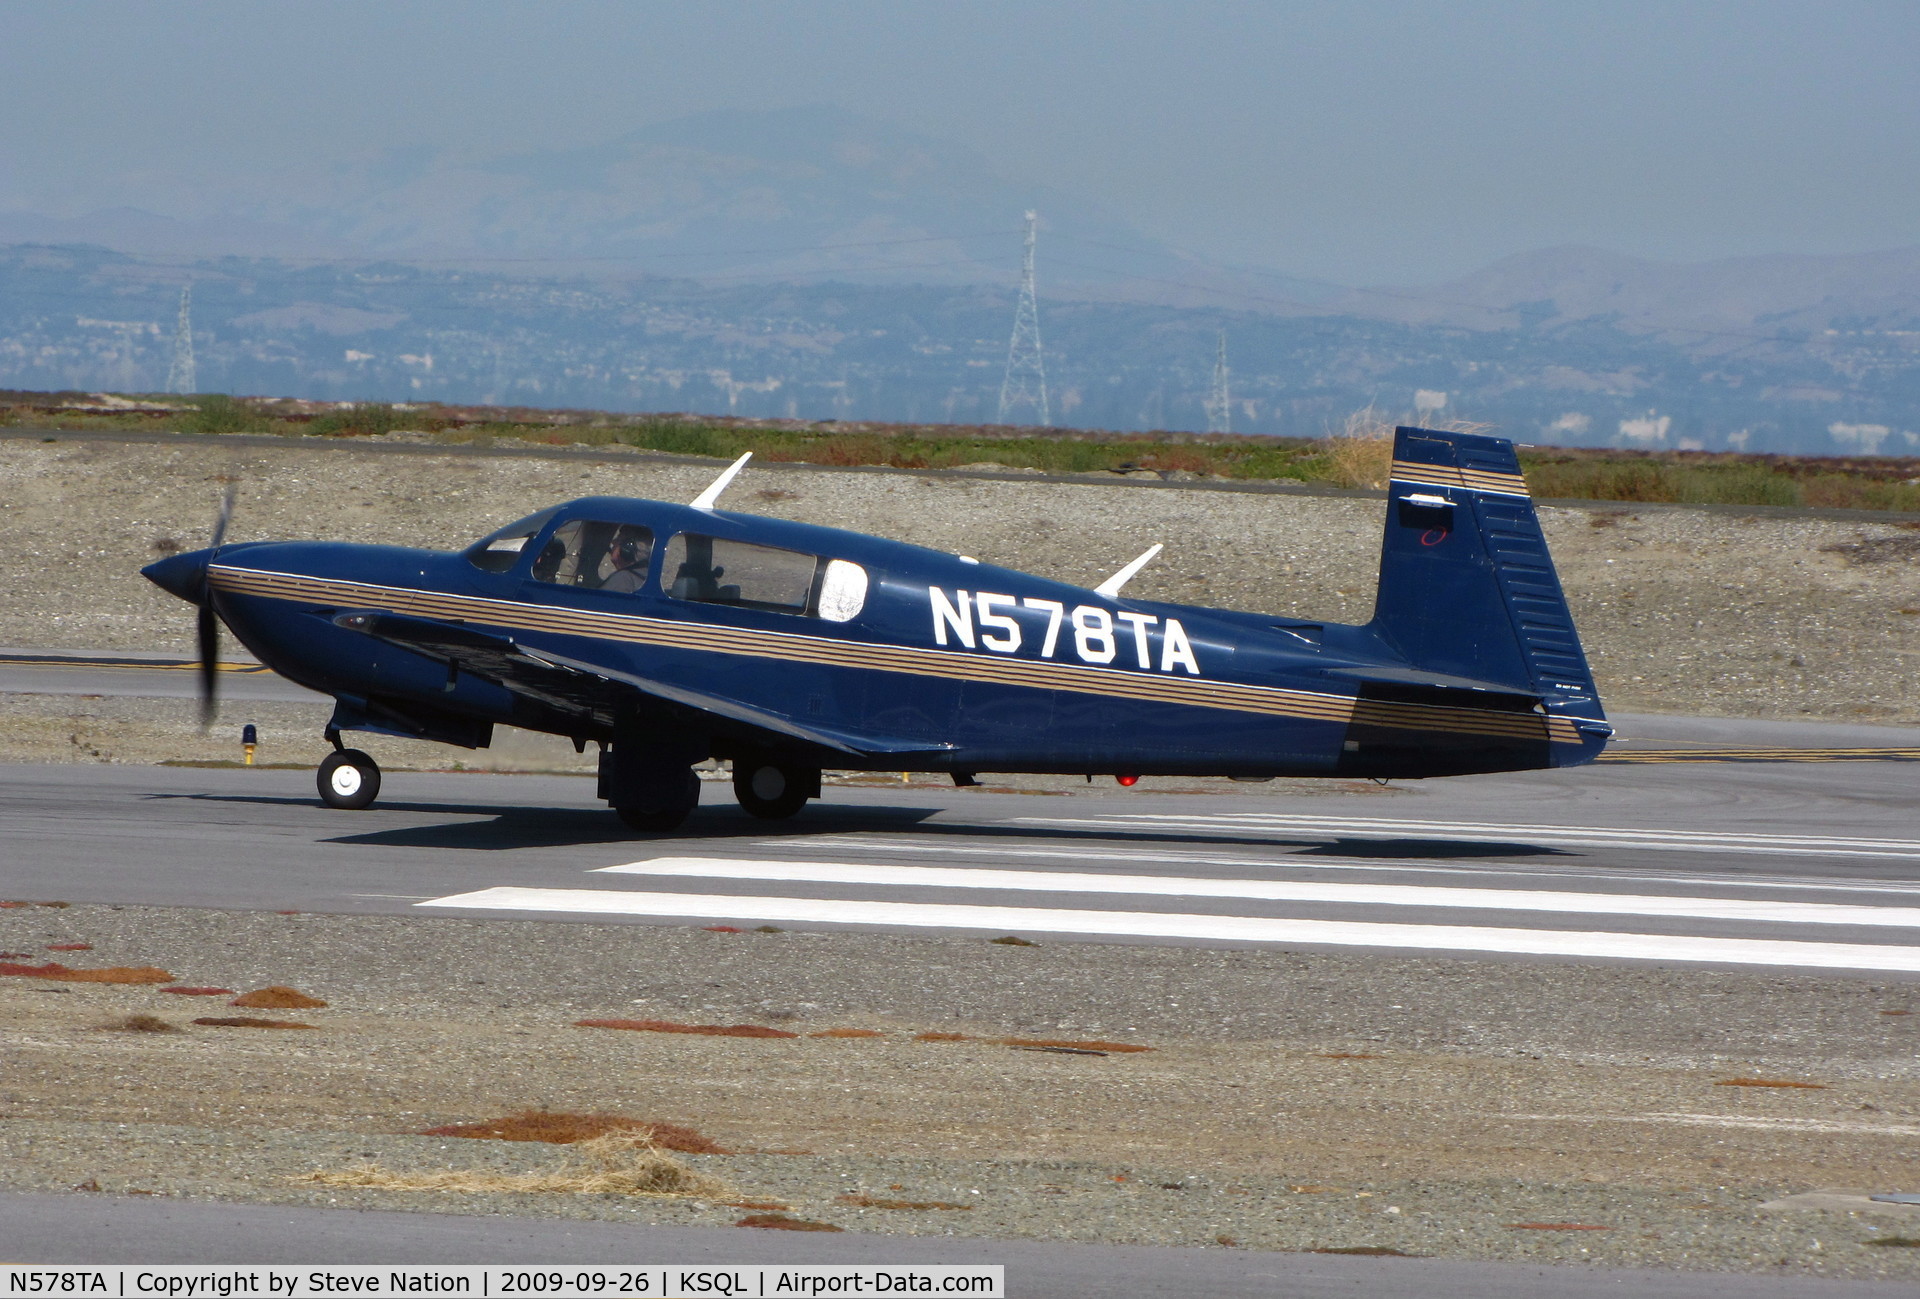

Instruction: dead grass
[191,1016,317,1030]
[1714,1078,1826,1089]
[421,1110,727,1154]
[0,961,174,984]
[97,1014,180,1033]
[1319,408,1395,490]
[736,1213,843,1232]
[46,942,92,951]
[836,1193,970,1211]
[1000,1037,1154,1054]
[809,1028,886,1039]
[914,1032,971,1042]
[230,986,327,1009]
[989,935,1037,946]
[296,1132,730,1200]
[575,1018,798,1039]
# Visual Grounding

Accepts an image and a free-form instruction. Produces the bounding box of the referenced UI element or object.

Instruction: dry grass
[1714,1078,1826,1089]
[1000,1037,1154,1054]
[736,1213,843,1232]
[809,1028,886,1039]
[0,961,175,984]
[230,986,327,1009]
[97,1014,180,1033]
[988,935,1037,946]
[422,1110,727,1154]
[191,1016,317,1030]
[836,1193,970,1211]
[914,1032,971,1042]
[296,1132,730,1200]
[575,1018,798,1039]
[46,942,92,951]
[1319,408,1395,490]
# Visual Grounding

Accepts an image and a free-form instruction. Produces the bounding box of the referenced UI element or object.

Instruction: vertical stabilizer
[1367,427,1605,728]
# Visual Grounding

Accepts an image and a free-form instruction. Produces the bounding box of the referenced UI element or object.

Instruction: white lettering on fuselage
[929,589,1201,674]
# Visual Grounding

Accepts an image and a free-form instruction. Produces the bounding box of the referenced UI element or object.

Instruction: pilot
[598,527,650,593]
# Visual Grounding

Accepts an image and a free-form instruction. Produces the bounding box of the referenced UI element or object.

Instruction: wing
[330,610,949,757]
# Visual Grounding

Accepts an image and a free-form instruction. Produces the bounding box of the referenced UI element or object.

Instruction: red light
[1116,774,1139,786]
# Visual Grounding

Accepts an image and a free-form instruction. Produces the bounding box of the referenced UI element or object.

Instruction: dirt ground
[2,905,1919,1278]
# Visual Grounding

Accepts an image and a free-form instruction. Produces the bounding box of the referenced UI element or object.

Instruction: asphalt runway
[5,708,1920,976]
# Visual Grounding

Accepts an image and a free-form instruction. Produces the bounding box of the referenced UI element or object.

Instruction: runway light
[1116,774,1139,787]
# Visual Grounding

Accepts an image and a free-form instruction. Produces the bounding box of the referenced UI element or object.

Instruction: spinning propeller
[194,483,236,728]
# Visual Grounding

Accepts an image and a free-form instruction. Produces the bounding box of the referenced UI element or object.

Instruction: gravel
[2,431,1918,735]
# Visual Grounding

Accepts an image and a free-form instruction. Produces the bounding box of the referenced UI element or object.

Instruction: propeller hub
[141,548,215,604]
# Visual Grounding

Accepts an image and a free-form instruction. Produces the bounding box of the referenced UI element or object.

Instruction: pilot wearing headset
[597,526,651,593]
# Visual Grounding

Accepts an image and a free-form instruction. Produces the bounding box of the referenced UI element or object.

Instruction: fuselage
[149,495,1608,779]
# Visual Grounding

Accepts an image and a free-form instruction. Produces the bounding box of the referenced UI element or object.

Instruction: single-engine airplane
[142,426,1611,831]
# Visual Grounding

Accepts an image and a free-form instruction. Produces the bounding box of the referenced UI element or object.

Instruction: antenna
[1093,543,1164,599]
[1204,331,1229,434]
[997,211,1049,426]
[690,451,753,509]
[166,285,196,396]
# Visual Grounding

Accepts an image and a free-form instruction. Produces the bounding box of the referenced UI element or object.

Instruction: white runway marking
[1017,813,1920,861]
[596,857,1920,928]
[769,835,1920,896]
[417,886,1920,971]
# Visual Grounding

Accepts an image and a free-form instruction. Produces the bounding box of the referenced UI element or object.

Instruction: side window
[530,520,654,592]
[663,533,833,614]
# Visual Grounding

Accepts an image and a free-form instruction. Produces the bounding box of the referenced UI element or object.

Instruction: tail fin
[1367,427,1607,736]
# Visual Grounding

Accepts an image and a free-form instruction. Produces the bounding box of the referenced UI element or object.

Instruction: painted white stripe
[595,857,1920,928]
[416,886,1920,971]
[770,836,1920,897]
[1499,1113,1920,1136]
[1017,815,1920,861]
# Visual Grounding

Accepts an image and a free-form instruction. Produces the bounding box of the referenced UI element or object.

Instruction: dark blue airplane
[142,426,1611,831]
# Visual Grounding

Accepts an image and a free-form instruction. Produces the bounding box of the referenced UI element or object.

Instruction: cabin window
[816,558,868,622]
[530,520,654,592]
[465,508,559,573]
[663,533,842,615]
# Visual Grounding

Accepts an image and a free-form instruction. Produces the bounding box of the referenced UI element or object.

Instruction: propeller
[196,482,236,729]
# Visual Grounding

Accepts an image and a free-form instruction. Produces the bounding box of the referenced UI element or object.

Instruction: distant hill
[4,242,1917,456]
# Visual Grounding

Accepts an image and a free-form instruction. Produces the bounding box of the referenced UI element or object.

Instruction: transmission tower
[997,211,1049,426]
[1204,331,1230,433]
[165,285,196,396]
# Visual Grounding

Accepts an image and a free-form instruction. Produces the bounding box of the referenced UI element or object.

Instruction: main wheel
[733,760,815,820]
[613,766,700,834]
[317,749,381,809]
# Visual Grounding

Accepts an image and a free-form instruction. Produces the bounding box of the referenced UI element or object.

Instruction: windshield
[464,507,560,573]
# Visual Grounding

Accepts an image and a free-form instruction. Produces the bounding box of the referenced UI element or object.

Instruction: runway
[6,706,1920,975]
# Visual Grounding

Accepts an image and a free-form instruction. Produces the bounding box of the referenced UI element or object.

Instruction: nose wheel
[317,749,382,809]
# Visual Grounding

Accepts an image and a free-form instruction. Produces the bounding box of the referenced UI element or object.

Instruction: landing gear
[317,748,381,809]
[732,759,819,820]
[612,766,701,833]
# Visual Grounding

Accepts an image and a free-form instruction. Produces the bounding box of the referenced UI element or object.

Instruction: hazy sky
[3,0,1916,283]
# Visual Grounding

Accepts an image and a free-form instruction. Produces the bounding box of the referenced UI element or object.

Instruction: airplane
[141,425,1612,832]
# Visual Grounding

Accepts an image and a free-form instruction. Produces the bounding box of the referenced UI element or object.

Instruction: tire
[733,760,815,820]
[612,766,700,834]
[317,749,381,809]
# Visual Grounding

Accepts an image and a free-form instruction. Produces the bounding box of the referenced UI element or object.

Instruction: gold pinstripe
[1390,459,1531,498]
[210,564,1588,746]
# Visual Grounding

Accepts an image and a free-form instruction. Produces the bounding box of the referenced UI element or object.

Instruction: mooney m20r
[143,426,1611,831]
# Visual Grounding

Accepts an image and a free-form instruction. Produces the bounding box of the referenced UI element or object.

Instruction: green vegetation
[6,391,1918,514]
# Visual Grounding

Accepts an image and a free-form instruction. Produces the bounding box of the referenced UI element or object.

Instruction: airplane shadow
[144,791,1575,859]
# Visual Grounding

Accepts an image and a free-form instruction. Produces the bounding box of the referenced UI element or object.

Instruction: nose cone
[142,548,214,604]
